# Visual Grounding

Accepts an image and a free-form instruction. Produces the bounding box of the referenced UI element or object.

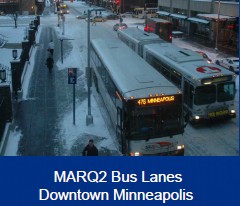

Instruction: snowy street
[1,1,238,156]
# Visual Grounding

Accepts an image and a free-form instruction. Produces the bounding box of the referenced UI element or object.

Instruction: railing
[0,34,8,48]
[0,98,6,142]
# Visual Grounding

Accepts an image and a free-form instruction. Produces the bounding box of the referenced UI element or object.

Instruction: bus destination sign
[136,96,175,106]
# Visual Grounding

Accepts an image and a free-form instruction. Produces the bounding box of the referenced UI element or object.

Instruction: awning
[197,14,236,21]
[156,11,170,17]
[170,14,187,20]
[187,17,210,24]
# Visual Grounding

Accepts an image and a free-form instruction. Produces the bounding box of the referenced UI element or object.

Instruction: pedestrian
[99,11,102,15]
[82,139,98,156]
[120,16,123,23]
[48,40,54,55]
[46,54,54,73]
[92,17,96,26]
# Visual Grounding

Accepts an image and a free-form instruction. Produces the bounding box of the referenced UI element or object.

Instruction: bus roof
[118,28,164,44]
[144,43,234,79]
[91,39,181,100]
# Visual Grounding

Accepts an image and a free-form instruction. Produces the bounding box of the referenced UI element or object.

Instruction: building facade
[158,0,239,53]
[0,0,45,15]
[93,0,158,13]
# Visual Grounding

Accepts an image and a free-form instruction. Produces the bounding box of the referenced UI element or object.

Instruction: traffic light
[116,0,120,6]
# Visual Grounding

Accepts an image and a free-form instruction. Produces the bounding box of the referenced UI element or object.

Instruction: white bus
[117,27,164,57]
[144,44,236,123]
[117,28,236,123]
[90,38,185,156]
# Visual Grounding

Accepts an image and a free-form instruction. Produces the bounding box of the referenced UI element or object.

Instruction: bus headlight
[194,116,200,120]
[230,110,236,114]
[130,152,142,156]
[177,145,184,150]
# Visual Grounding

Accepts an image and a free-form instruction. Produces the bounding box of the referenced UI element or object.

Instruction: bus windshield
[129,105,182,139]
[194,85,216,105]
[217,82,235,102]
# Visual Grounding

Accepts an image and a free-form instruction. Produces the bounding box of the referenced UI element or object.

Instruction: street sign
[68,68,77,84]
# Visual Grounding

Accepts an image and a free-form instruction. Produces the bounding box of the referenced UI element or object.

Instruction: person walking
[48,40,54,55]
[120,15,123,23]
[92,17,96,26]
[82,139,98,156]
[46,54,54,73]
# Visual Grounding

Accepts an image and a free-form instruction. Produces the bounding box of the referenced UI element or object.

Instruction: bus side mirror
[184,112,190,128]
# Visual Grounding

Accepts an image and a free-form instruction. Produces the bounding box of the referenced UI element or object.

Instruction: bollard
[10,60,21,94]
[36,15,40,26]
[0,85,13,122]
[22,41,30,61]
[28,29,36,45]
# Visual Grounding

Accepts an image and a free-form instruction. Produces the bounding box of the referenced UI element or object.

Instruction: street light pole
[86,8,105,126]
[215,0,221,53]
[61,14,65,35]
[86,9,93,126]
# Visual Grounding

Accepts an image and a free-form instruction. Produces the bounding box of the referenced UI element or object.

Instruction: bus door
[116,107,122,137]
[117,107,128,154]
[116,107,123,149]
[183,79,194,116]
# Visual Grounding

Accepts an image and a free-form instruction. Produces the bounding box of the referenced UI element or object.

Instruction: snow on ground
[4,128,22,156]
[0,26,27,43]
[57,98,117,153]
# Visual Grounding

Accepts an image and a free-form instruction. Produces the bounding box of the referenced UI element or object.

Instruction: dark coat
[82,145,98,156]
[46,57,53,69]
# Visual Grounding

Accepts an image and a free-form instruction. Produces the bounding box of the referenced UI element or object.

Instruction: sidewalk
[1,4,121,156]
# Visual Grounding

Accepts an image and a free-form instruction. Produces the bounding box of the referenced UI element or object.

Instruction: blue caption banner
[0,157,239,206]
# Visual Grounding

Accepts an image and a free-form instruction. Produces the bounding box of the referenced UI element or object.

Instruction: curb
[17,45,35,100]
[0,121,14,156]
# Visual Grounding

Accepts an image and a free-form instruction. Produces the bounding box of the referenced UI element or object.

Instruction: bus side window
[171,70,182,88]
[162,64,171,79]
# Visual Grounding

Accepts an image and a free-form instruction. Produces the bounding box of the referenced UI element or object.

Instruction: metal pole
[61,39,63,63]
[73,84,75,125]
[87,9,91,115]
[62,15,65,35]
[215,0,220,53]
[86,9,93,125]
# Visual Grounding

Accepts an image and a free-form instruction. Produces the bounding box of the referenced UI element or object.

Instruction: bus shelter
[195,14,238,52]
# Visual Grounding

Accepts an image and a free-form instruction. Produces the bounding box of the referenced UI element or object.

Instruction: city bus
[117,28,237,124]
[144,18,173,42]
[143,44,237,123]
[90,38,185,156]
[133,7,158,19]
[117,27,165,57]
